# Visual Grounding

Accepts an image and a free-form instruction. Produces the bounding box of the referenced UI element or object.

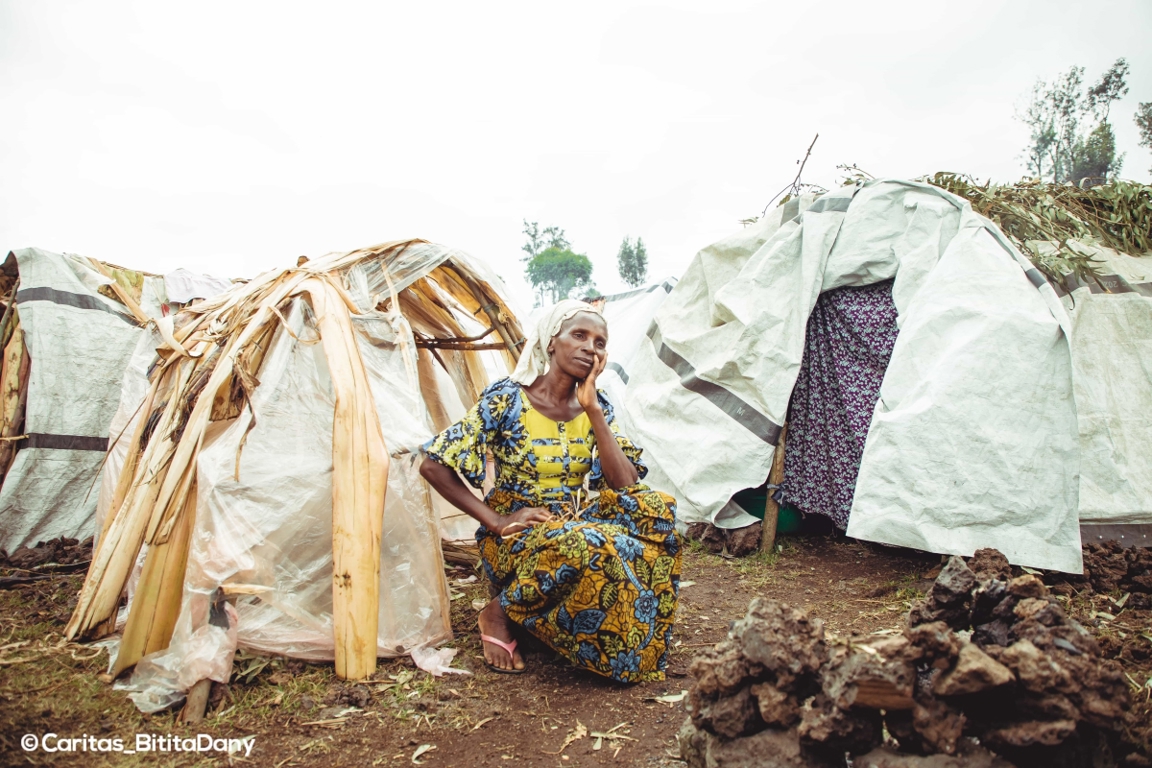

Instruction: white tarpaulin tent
[0,249,165,552]
[1052,243,1152,545]
[616,179,1152,574]
[0,249,235,554]
[596,278,677,409]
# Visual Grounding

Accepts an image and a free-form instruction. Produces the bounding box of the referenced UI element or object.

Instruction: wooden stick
[0,327,29,481]
[454,266,523,361]
[179,679,212,724]
[760,424,787,552]
[0,277,20,351]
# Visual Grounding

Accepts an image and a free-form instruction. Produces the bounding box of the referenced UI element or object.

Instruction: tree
[1087,58,1129,123]
[521,220,570,262]
[1017,58,1128,184]
[1069,121,1122,183]
[1136,102,1152,175]
[1020,80,1058,180]
[616,236,649,288]
[525,247,594,305]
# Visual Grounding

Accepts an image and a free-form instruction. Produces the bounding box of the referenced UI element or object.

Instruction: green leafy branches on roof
[926,173,1152,286]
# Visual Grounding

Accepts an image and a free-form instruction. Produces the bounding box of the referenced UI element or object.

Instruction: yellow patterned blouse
[422,377,647,514]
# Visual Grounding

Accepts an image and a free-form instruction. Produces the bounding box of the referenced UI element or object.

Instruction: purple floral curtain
[778,279,899,531]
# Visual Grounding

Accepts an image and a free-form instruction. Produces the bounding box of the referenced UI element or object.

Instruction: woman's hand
[495,506,555,537]
[576,350,606,412]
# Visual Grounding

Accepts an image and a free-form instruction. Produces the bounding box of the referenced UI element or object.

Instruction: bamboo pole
[301,276,389,680]
[760,425,787,552]
[66,360,197,640]
[111,482,197,678]
[98,384,159,547]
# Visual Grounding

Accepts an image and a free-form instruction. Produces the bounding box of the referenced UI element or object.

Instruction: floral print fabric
[778,279,900,531]
[482,485,680,682]
[423,378,681,682]
[423,378,646,505]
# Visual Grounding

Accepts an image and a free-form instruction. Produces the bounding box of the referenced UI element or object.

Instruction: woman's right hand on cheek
[497,506,554,537]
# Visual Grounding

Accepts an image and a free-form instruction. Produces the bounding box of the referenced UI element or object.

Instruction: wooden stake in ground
[760,425,787,552]
[179,679,212,724]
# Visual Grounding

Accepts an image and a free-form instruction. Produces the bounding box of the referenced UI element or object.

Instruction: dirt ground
[1,536,1148,767]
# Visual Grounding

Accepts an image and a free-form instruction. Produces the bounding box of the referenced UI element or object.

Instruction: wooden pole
[455,268,522,360]
[179,679,212,724]
[760,424,787,552]
[0,277,20,351]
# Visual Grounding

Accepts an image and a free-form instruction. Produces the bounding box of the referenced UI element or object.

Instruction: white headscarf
[509,299,604,386]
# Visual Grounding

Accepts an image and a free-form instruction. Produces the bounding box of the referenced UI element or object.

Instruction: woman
[419,300,681,682]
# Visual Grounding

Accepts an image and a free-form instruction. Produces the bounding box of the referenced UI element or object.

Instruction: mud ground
[1,536,1148,767]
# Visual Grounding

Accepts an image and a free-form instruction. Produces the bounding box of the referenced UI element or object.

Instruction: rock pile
[685,521,763,558]
[679,549,1136,767]
[1051,542,1152,608]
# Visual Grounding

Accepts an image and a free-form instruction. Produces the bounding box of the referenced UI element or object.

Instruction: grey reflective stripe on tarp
[646,324,782,445]
[602,279,676,304]
[606,361,629,384]
[1062,273,1152,298]
[806,195,853,214]
[24,433,109,451]
[16,287,139,325]
[1024,269,1047,290]
[779,198,801,224]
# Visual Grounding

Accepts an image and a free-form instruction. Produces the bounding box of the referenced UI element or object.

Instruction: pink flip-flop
[480,634,527,675]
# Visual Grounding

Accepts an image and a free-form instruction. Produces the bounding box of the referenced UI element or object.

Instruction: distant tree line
[521,222,652,306]
[1018,58,1149,183]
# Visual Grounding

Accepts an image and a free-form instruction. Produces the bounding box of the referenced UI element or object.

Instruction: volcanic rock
[689,684,761,739]
[983,719,1077,748]
[968,548,1012,582]
[912,697,966,755]
[933,642,1015,697]
[750,681,800,728]
[853,744,1017,768]
[678,719,826,768]
[729,598,825,689]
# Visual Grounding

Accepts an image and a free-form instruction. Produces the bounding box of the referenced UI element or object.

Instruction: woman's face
[548,311,608,379]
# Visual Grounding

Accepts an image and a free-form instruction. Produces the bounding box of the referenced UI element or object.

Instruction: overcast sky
[2,1,1149,309]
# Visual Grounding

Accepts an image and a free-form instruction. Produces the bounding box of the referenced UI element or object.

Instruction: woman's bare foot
[478,598,525,672]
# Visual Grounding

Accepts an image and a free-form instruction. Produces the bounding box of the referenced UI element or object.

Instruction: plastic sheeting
[150,299,452,663]
[163,268,233,304]
[620,180,1084,573]
[0,248,162,552]
[109,242,521,682]
[1049,243,1152,528]
[596,278,678,412]
[116,598,239,713]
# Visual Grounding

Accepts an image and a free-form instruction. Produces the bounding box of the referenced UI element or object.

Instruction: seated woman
[419,300,681,683]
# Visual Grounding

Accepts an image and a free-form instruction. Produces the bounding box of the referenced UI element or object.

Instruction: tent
[0,249,169,552]
[0,249,235,553]
[614,178,1152,574]
[66,240,524,708]
[594,277,678,409]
